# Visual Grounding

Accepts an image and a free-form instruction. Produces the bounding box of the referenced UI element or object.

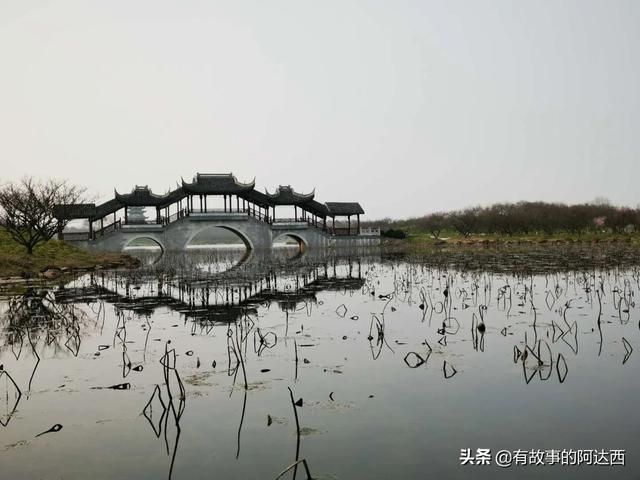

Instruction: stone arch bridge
[57,173,380,252]
[67,212,356,252]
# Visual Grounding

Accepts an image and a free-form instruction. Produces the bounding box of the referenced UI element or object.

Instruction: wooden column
[357,214,361,234]
[348,215,351,235]
[236,196,239,212]
[295,206,298,221]
[100,218,104,236]
[124,207,128,224]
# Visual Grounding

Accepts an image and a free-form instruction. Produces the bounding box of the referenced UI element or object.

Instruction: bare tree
[450,207,482,237]
[0,177,85,254]
[418,213,448,239]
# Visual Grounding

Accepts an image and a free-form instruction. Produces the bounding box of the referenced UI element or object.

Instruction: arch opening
[186,226,251,251]
[123,237,164,265]
[184,226,252,276]
[273,233,307,254]
[124,237,164,251]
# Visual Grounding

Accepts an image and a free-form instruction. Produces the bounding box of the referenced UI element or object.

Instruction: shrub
[381,228,407,239]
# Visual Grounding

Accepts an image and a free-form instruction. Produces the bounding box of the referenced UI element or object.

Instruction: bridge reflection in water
[0,248,372,454]
[54,249,369,326]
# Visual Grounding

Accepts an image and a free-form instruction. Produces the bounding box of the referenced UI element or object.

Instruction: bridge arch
[273,232,308,252]
[123,236,165,253]
[183,225,254,251]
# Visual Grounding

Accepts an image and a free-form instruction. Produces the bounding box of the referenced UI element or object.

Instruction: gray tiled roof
[265,185,315,205]
[325,202,364,216]
[240,189,272,208]
[182,173,255,195]
[301,199,329,218]
[53,203,97,219]
[115,185,169,207]
[55,173,365,221]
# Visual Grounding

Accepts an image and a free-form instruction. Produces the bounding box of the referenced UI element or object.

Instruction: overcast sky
[1,0,638,218]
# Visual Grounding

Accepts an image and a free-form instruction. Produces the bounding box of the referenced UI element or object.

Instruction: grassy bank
[384,230,640,249]
[0,230,139,278]
[379,231,640,274]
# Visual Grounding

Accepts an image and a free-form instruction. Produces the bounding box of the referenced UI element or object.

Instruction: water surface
[1,246,639,479]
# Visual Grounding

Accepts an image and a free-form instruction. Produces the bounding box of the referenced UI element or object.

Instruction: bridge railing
[163,208,190,225]
[95,219,122,238]
[331,227,357,236]
[306,218,323,230]
[154,206,276,226]
[189,208,241,214]
[187,207,271,223]
[125,219,163,226]
[250,209,270,223]
[159,206,274,225]
[272,218,301,223]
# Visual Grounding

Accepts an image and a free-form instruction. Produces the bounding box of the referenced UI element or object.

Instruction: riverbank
[0,230,139,279]
[384,231,640,248]
[379,232,640,274]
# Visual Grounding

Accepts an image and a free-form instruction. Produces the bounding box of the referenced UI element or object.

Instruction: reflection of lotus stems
[556,353,568,383]
[227,323,248,390]
[286,386,307,480]
[26,329,40,394]
[294,339,299,382]
[0,369,22,427]
[622,337,633,365]
[236,389,247,459]
[273,459,313,480]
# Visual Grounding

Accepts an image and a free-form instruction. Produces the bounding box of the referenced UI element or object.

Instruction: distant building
[127,206,147,224]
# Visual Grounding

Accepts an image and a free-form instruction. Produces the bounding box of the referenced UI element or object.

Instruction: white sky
[1,0,638,218]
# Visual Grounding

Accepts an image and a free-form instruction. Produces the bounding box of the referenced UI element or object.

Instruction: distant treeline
[361,202,640,238]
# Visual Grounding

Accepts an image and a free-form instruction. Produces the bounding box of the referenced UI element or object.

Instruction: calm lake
[1,246,639,479]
